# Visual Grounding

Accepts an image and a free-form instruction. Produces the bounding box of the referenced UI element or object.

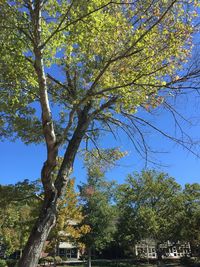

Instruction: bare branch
[130,114,199,157]
[91,96,118,118]
[57,107,77,145]
[47,73,72,96]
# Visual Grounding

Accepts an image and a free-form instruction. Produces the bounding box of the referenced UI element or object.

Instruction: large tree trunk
[15,1,109,266]
[17,106,91,267]
[17,203,56,267]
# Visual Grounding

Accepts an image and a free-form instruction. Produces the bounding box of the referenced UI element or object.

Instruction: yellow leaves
[64,224,90,240]
[194,0,200,8]
[50,175,90,247]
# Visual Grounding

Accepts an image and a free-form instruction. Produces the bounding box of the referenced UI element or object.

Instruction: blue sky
[1,91,200,187]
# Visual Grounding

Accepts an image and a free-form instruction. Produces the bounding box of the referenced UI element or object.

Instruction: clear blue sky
[1,91,200,187]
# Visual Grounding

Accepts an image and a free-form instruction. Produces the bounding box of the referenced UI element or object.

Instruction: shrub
[38,257,46,264]
[61,256,68,261]
[44,256,54,262]
[180,256,193,265]
[54,256,62,263]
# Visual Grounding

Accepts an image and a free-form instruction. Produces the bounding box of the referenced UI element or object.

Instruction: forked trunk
[17,111,91,267]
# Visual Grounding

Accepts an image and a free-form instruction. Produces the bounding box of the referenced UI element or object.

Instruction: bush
[194,256,200,261]
[38,257,46,264]
[0,259,7,267]
[54,256,62,263]
[61,256,68,261]
[55,256,62,263]
[44,256,54,262]
[39,256,62,266]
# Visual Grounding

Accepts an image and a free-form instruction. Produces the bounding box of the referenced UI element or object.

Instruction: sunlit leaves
[0,180,42,255]
[116,170,183,245]
[0,0,198,143]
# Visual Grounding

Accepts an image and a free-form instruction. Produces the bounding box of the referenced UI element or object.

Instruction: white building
[56,220,82,260]
[134,239,191,259]
[58,241,80,260]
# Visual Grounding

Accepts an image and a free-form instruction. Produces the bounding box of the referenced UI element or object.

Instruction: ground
[54,261,200,267]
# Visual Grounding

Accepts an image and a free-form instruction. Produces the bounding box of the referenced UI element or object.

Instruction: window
[71,248,78,258]
[59,248,66,257]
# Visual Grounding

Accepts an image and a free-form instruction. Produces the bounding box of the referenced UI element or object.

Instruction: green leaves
[83,148,126,179]
[116,170,183,245]
[0,180,42,255]
[0,3,39,142]
[0,0,198,144]
[179,183,200,246]
[79,148,120,250]
[116,170,200,253]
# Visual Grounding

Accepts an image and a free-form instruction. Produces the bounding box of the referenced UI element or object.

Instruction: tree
[79,149,123,267]
[0,180,42,256]
[0,177,88,264]
[176,183,200,253]
[45,178,90,265]
[116,170,183,259]
[0,1,199,266]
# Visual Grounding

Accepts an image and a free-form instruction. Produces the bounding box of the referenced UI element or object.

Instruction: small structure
[58,241,80,260]
[134,239,191,259]
[56,220,81,260]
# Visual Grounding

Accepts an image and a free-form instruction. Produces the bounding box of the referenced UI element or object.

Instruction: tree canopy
[116,170,183,247]
[79,149,121,267]
[0,0,199,144]
[0,180,41,255]
[177,183,200,248]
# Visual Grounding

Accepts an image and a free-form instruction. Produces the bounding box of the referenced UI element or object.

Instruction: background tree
[176,183,200,254]
[79,149,124,267]
[0,1,199,266]
[116,170,184,260]
[0,180,41,256]
[45,178,90,264]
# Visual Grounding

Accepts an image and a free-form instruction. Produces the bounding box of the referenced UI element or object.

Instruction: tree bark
[17,203,56,267]
[17,106,91,267]
[14,1,118,266]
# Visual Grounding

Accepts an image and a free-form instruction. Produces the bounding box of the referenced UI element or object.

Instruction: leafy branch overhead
[0,0,199,145]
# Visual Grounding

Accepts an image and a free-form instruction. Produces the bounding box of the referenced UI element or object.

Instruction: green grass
[61,265,149,267]
[70,266,187,267]
[57,259,200,267]
[60,261,156,267]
